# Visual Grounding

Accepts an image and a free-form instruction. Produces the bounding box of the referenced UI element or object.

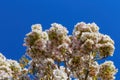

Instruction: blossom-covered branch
[0,22,117,80]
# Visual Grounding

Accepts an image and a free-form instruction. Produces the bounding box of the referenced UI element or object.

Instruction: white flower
[7,59,21,70]
[80,32,98,42]
[31,24,42,33]
[73,22,93,35]
[0,70,12,80]
[51,23,68,36]
[58,43,69,49]
[99,42,115,57]
[102,34,114,44]
[74,22,87,31]
[89,61,99,77]
[53,66,68,80]
[0,53,22,79]
[88,22,99,32]
[42,31,49,40]
[99,61,117,80]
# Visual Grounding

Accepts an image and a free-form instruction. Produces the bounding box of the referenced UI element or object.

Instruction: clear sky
[0,0,120,79]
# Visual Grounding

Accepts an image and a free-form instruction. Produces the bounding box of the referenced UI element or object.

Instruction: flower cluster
[0,53,29,80]
[98,61,117,80]
[0,22,117,80]
[73,22,114,57]
[24,24,48,59]
[23,22,117,80]
[53,66,68,80]
[47,23,71,61]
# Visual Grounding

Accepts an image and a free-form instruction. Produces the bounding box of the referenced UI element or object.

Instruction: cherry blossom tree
[0,22,118,80]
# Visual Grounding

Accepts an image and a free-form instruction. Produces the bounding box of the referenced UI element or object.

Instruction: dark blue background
[0,0,119,79]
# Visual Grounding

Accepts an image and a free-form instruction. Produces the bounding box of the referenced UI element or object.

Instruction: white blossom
[53,66,68,80]
[31,24,42,33]
[0,22,116,80]
[98,61,117,80]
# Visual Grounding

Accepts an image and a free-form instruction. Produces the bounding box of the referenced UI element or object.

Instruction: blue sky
[0,0,120,79]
